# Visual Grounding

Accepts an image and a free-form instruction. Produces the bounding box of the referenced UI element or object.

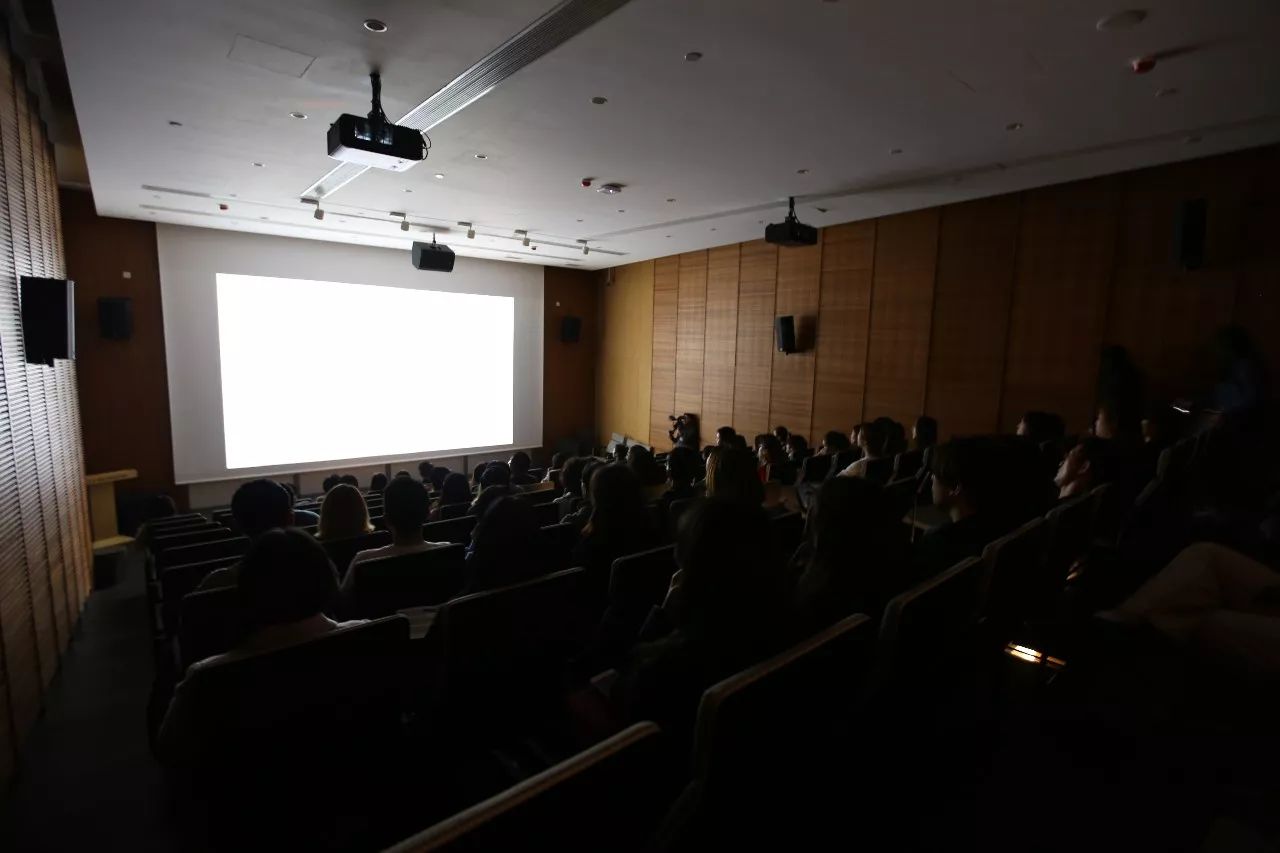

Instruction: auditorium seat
[149,512,207,530]
[668,614,875,845]
[541,522,579,571]
[432,567,594,734]
[385,723,665,853]
[530,500,559,528]
[863,456,895,486]
[666,497,698,539]
[155,535,251,573]
[435,503,469,521]
[769,511,804,556]
[178,586,242,672]
[423,515,478,545]
[607,545,677,646]
[151,525,238,552]
[883,477,918,517]
[159,554,243,635]
[893,449,923,480]
[322,529,393,577]
[1043,494,1095,591]
[978,518,1049,633]
[342,544,466,619]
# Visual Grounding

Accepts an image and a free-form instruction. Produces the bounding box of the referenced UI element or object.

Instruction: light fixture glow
[1005,121,1024,131]
[290,111,308,120]
[434,173,445,179]
[684,51,703,62]
[252,161,265,167]
[474,153,488,160]
[362,18,387,33]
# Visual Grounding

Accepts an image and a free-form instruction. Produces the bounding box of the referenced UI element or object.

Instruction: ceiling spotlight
[313,206,325,221]
[1005,121,1023,131]
[403,188,413,193]
[578,239,590,256]
[474,153,488,159]
[252,161,265,167]
[684,51,703,62]
[597,183,624,194]
[400,219,410,232]
[591,96,608,105]
[434,173,445,179]
[168,120,183,127]
[617,209,625,213]
[666,198,676,203]
[467,228,476,239]
[289,111,308,120]
[1096,9,1147,31]
[523,237,531,247]
[362,18,388,33]
[796,168,810,175]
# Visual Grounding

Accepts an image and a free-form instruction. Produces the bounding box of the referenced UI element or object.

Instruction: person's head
[729,434,750,451]
[773,425,790,445]
[786,434,809,461]
[439,472,472,506]
[429,467,449,491]
[705,446,765,506]
[472,461,488,487]
[279,482,297,505]
[550,452,566,471]
[626,445,665,486]
[146,493,178,520]
[468,496,545,590]
[930,439,987,519]
[822,430,852,455]
[370,472,389,493]
[509,450,531,475]
[1016,411,1066,444]
[876,417,906,456]
[560,456,588,497]
[322,475,340,493]
[383,476,429,538]
[913,415,939,450]
[715,426,737,447]
[757,434,786,466]
[469,484,513,518]
[418,460,434,482]
[851,423,870,448]
[341,474,359,488]
[394,470,411,480]
[481,461,512,488]
[612,443,628,463]
[584,463,648,542]
[1093,406,1119,440]
[579,459,604,502]
[666,445,702,487]
[317,483,373,540]
[1055,437,1113,498]
[806,477,902,566]
[752,434,771,454]
[237,528,339,631]
[673,498,783,638]
[231,479,293,538]
[860,420,889,459]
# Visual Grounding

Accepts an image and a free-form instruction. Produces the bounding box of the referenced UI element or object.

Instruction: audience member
[658,445,702,526]
[573,464,656,586]
[322,475,340,494]
[464,496,548,593]
[1055,437,1115,501]
[705,446,765,507]
[417,461,433,484]
[562,458,604,530]
[1096,344,1145,441]
[158,529,362,763]
[316,484,374,541]
[340,474,360,488]
[429,467,449,492]
[1016,411,1066,445]
[913,415,939,452]
[668,413,700,449]
[544,452,567,483]
[430,472,473,521]
[758,434,796,485]
[481,461,512,488]
[773,425,791,447]
[881,417,908,457]
[728,433,750,451]
[509,450,538,486]
[913,438,1007,578]
[468,484,513,518]
[786,434,811,464]
[345,478,448,587]
[281,482,320,527]
[196,480,294,591]
[370,473,388,493]
[715,425,738,447]
[838,419,889,480]
[1209,325,1268,418]
[791,477,911,632]
[627,445,668,491]
[554,456,589,520]
[471,461,488,490]
[394,470,411,480]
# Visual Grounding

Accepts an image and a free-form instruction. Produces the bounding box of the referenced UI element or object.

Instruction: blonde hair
[317,483,373,540]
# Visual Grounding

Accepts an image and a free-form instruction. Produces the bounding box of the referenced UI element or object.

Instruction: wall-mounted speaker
[560,315,582,343]
[1174,198,1207,271]
[98,297,134,340]
[775,315,796,354]
[20,276,75,365]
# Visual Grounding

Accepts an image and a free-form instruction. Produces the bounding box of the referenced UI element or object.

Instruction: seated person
[1016,410,1067,444]
[659,445,702,511]
[315,483,374,541]
[573,464,658,586]
[340,474,360,488]
[281,482,320,527]
[196,480,293,591]
[371,473,390,494]
[464,496,549,593]
[1054,437,1116,501]
[509,450,538,486]
[562,459,603,530]
[345,477,448,584]
[913,438,1007,578]
[481,461,512,489]
[786,434,811,465]
[545,452,567,483]
[839,419,890,481]
[773,425,791,447]
[554,456,589,520]
[714,425,738,447]
[394,470,412,480]
[429,472,473,521]
[705,446,765,507]
[471,461,488,491]
[429,467,449,493]
[322,475,341,494]
[468,484,513,518]
[158,528,364,763]
[417,460,433,484]
[757,434,796,485]
[791,477,911,632]
[627,445,669,498]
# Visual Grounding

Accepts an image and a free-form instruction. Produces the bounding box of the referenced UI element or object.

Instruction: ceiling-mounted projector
[765,196,818,247]
[327,72,427,171]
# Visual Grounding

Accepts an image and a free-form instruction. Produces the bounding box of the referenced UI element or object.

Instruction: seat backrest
[875,556,984,693]
[423,514,478,545]
[541,522,580,571]
[883,477,919,517]
[151,525,237,553]
[827,448,859,478]
[1043,494,1095,582]
[666,497,699,539]
[893,449,923,480]
[434,567,593,729]
[321,529,393,577]
[530,500,559,528]
[769,511,805,556]
[692,614,874,809]
[160,555,244,635]
[863,456,895,486]
[156,535,251,573]
[386,723,664,853]
[343,544,466,618]
[608,544,677,620]
[435,502,469,521]
[800,453,832,483]
[172,615,410,771]
[978,517,1049,625]
[179,586,243,672]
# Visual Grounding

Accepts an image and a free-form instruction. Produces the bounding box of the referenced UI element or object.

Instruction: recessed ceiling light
[1005,121,1023,131]
[796,168,810,175]
[890,148,903,155]
[1156,87,1179,98]
[591,96,608,105]
[1096,9,1147,31]
[402,188,412,193]
[168,120,183,127]
[576,218,583,222]
[710,227,717,231]
[1184,134,1201,144]
[289,111,307,120]
[684,51,703,62]
[251,161,264,167]
[434,173,445,179]
[666,198,676,203]
[617,209,625,213]
[259,216,268,220]
[473,153,488,160]
[665,234,671,238]
[362,18,388,33]
[228,193,237,198]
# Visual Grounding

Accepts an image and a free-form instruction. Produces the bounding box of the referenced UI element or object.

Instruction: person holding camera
[667,413,701,450]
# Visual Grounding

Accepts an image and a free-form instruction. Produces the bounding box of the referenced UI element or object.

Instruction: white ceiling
[54,0,1280,270]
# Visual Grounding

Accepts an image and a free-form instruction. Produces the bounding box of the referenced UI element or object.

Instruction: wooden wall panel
[1002,177,1121,432]
[925,195,1021,438]
[648,256,679,448]
[596,260,653,447]
[700,245,739,433]
[768,236,822,440]
[542,267,598,457]
[864,209,940,426]
[674,251,707,418]
[812,221,875,443]
[1232,146,1280,384]
[732,240,777,439]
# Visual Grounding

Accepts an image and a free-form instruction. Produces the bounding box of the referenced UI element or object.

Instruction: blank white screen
[217,273,514,470]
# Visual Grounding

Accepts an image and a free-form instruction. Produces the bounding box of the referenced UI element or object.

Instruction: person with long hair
[463,496,548,593]
[316,483,373,540]
[573,464,656,592]
[430,472,473,521]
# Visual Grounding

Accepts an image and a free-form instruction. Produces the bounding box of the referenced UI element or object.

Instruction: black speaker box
[20,276,74,365]
[411,240,456,272]
[98,296,133,340]
[1174,198,1207,271]
[560,315,582,343]
[775,315,796,354]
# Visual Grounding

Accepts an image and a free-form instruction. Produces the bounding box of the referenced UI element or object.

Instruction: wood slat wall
[673,251,707,419]
[604,145,1280,449]
[0,34,92,791]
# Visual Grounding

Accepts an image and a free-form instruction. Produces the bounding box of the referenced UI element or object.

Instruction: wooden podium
[85,469,137,556]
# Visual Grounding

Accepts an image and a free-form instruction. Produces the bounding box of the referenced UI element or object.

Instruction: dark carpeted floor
[0,551,179,852]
